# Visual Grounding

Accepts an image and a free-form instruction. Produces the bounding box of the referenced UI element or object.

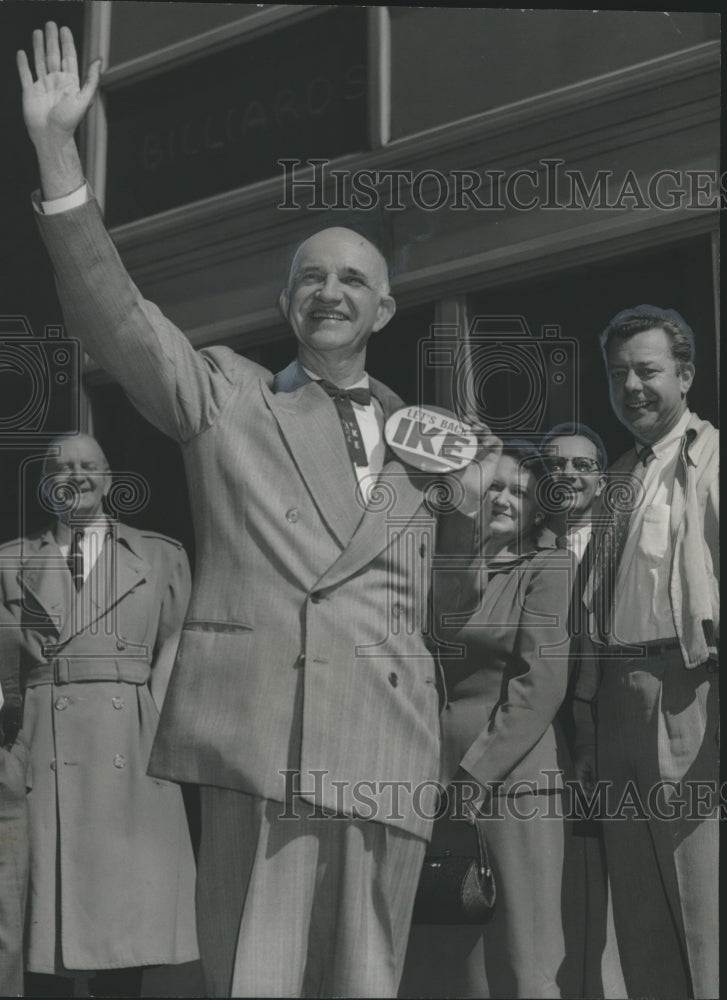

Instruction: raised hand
[17,22,101,200]
[17,22,101,144]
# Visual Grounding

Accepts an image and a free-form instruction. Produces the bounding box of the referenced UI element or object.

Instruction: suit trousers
[0,740,29,998]
[196,787,426,998]
[598,646,719,1000]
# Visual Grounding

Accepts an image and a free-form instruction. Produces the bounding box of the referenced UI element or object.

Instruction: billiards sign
[385,406,478,473]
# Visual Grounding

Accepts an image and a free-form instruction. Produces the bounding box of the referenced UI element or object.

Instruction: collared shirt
[612,409,691,643]
[301,365,386,495]
[557,522,593,564]
[55,517,111,582]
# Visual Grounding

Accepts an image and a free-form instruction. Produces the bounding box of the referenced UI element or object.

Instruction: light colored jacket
[577,411,718,702]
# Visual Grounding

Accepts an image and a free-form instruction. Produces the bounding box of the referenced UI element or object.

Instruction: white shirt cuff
[34,183,89,215]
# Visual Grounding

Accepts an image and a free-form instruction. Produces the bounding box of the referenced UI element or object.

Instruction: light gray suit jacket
[37,199,441,839]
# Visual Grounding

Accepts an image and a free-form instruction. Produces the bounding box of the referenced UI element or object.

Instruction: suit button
[113,754,127,769]
[297,654,306,667]
[50,759,57,771]
[311,591,324,604]
[54,696,70,711]
[388,672,399,688]
[286,508,299,523]
[116,640,127,651]
[112,696,125,710]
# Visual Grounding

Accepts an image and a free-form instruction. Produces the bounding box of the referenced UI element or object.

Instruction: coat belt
[24,658,151,687]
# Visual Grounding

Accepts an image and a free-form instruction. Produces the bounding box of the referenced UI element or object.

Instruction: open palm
[17,23,100,143]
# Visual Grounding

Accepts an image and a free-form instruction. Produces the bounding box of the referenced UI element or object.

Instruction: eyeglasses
[545,457,601,474]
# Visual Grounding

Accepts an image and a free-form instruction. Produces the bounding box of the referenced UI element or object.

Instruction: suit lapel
[261,374,364,547]
[267,361,433,581]
[318,376,435,587]
[315,460,433,592]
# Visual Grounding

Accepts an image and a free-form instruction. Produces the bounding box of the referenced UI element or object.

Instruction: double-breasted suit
[36,197,442,840]
[36,196,443,994]
[0,522,198,974]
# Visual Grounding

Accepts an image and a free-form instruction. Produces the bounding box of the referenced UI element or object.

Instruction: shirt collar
[301,365,370,393]
[565,522,593,547]
[53,515,110,544]
[634,409,691,461]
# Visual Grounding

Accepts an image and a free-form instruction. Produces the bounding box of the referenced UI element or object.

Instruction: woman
[401,443,584,999]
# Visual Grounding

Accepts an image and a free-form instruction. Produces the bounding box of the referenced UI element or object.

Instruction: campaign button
[384,406,478,473]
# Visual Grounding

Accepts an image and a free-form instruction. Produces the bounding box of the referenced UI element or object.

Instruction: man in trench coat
[17,23,501,998]
[0,434,198,997]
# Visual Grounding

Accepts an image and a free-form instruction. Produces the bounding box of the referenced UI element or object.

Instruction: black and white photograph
[0,3,720,998]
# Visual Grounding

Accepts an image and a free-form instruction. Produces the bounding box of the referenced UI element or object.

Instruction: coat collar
[18,522,151,641]
[17,528,69,635]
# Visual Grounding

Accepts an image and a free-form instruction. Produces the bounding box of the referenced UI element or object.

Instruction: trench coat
[0,523,198,973]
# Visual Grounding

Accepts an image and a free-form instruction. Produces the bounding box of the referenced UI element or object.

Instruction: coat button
[54,696,70,711]
[113,754,127,768]
[286,508,299,523]
[116,640,127,651]
[112,696,125,710]
[50,759,57,771]
[297,654,306,667]
[310,591,324,603]
[388,672,399,688]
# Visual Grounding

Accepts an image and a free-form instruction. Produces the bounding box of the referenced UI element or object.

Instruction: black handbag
[411,804,496,924]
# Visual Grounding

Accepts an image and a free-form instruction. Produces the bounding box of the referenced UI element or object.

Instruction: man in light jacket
[575,305,719,1000]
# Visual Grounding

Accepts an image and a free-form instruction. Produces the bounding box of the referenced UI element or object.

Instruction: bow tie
[317,379,372,407]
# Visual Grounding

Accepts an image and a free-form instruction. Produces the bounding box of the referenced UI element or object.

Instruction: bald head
[288,228,391,294]
[279,227,396,377]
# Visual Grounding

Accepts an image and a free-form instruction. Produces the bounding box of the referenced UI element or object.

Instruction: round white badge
[384,406,479,473]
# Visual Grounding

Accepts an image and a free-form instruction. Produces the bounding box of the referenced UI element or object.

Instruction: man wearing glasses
[541,422,607,563]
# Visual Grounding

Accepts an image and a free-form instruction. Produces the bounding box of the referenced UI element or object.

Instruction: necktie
[67,529,84,590]
[318,379,371,468]
[635,444,655,467]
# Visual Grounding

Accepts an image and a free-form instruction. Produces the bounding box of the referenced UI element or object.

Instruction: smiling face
[544,433,605,519]
[485,453,541,551]
[44,435,110,520]
[606,327,694,444]
[279,228,396,368]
